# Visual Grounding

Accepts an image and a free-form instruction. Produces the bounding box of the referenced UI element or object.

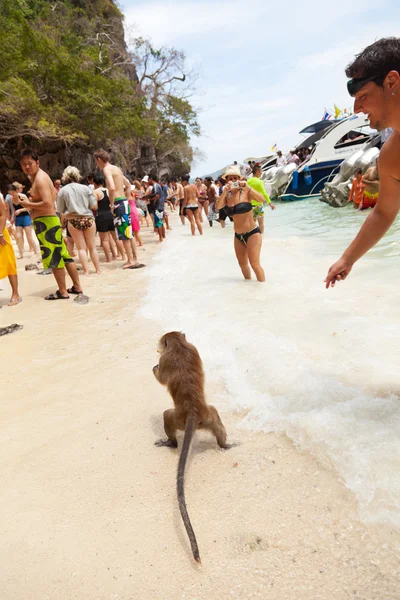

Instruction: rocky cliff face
[0,0,193,192]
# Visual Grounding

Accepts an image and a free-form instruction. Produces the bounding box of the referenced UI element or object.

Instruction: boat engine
[320,147,379,207]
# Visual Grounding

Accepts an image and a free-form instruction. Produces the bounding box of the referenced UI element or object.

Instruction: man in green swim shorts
[94,149,144,270]
[247,164,276,233]
[19,149,83,300]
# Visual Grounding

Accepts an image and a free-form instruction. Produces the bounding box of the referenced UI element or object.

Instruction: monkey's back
[161,338,208,419]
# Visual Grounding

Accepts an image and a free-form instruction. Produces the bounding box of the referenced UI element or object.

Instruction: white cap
[142,175,149,183]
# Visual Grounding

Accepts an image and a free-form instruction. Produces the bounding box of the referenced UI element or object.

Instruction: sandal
[45,291,70,301]
[67,286,83,295]
[7,297,22,307]
[127,263,146,269]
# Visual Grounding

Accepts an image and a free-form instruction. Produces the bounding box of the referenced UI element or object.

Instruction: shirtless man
[19,149,83,300]
[94,149,143,269]
[181,176,202,236]
[325,38,400,288]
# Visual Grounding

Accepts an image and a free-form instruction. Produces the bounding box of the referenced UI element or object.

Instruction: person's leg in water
[186,210,196,235]
[194,209,203,235]
[15,226,25,258]
[246,233,265,282]
[83,222,101,274]
[99,231,112,262]
[7,274,21,306]
[69,223,90,275]
[234,236,252,280]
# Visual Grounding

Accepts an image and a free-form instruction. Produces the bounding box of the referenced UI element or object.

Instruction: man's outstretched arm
[325,141,400,288]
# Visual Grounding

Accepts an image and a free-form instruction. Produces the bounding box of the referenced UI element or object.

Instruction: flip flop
[45,291,69,301]
[7,297,22,307]
[127,263,146,269]
[67,286,83,295]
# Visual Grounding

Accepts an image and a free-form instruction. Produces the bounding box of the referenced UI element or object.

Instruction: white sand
[1,218,399,599]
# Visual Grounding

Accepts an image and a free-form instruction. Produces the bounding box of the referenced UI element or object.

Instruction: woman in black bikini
[217,165,266,282]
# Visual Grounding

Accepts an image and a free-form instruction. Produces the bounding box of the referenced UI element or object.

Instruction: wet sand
[1,217,399,599]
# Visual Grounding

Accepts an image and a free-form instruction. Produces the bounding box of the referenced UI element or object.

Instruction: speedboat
[264,115,375,201]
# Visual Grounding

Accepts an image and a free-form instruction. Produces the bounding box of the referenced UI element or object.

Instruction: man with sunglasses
[325,37,400,288]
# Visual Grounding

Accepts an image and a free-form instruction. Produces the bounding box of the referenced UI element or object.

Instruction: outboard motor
[320,147,380,207]
[266,163,297,199]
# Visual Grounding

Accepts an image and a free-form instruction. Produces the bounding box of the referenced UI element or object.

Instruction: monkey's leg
[155,409,178,448]
[206,406,229,448]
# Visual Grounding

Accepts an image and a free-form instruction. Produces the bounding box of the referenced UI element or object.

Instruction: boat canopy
[299,120,338,134]
[296,127,334,149]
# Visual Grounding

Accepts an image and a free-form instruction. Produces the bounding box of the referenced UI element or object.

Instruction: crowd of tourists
[0,149,279,305]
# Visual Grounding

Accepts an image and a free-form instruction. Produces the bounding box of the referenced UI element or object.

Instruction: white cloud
[121,0,398,173]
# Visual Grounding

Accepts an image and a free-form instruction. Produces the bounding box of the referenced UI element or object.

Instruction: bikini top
[226,202,252,216]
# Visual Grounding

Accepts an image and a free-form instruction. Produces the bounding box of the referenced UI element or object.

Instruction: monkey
[153,331,230,564]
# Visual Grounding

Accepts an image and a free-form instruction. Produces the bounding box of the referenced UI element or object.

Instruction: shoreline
[1,216,400,599]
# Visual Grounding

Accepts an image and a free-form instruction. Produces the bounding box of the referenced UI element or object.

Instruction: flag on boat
[334,104,341,119]
[321,109,331,121]
[270,143,278,152]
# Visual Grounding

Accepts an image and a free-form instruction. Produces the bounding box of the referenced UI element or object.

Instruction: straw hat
[142,175,149,183]
[222,165,241,180]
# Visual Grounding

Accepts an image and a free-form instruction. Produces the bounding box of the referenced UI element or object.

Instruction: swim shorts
[15,213,33,228]
[34,216,74,269]
[154,209,164,229]
[95,213,114,233]
[113,197,132,240]
[252,204,264,219]
[361,191,378,210]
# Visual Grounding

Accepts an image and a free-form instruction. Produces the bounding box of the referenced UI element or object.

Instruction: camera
[230,181,240,188]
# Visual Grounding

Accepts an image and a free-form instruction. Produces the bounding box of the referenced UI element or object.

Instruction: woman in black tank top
[93,175,122,262]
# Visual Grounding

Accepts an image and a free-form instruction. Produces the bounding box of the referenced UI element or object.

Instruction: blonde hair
[61,166,82,185]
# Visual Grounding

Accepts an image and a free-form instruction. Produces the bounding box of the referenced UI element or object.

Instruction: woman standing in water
[216,165,266,282]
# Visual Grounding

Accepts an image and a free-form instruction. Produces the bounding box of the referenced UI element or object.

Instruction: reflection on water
[142,200,400,529]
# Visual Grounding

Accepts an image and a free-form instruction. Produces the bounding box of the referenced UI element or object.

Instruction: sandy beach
[1,217,400,600]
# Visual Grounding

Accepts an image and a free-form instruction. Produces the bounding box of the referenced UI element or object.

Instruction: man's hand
[0,235,6,246]
[19,199,31,209]
[324,257,353,289]
[270,203,276,210]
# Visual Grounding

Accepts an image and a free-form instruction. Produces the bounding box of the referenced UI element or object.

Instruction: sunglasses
[347,73,387,96]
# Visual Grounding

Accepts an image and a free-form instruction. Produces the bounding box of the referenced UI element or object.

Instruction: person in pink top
[128,186,144,247]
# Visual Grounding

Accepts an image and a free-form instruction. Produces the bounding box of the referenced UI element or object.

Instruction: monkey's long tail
[177,414,201,564]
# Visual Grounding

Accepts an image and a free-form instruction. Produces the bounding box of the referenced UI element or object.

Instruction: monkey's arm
[153,359,171,385]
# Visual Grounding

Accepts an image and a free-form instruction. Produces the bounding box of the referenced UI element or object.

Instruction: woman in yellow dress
[0,194,21,306]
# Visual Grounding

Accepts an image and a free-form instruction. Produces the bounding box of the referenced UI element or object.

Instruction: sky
[121,0,400,174]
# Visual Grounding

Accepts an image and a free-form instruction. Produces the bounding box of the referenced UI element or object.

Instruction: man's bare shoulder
[108,163,123,176]
[36,168,53,186]
[379,131,400,179]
